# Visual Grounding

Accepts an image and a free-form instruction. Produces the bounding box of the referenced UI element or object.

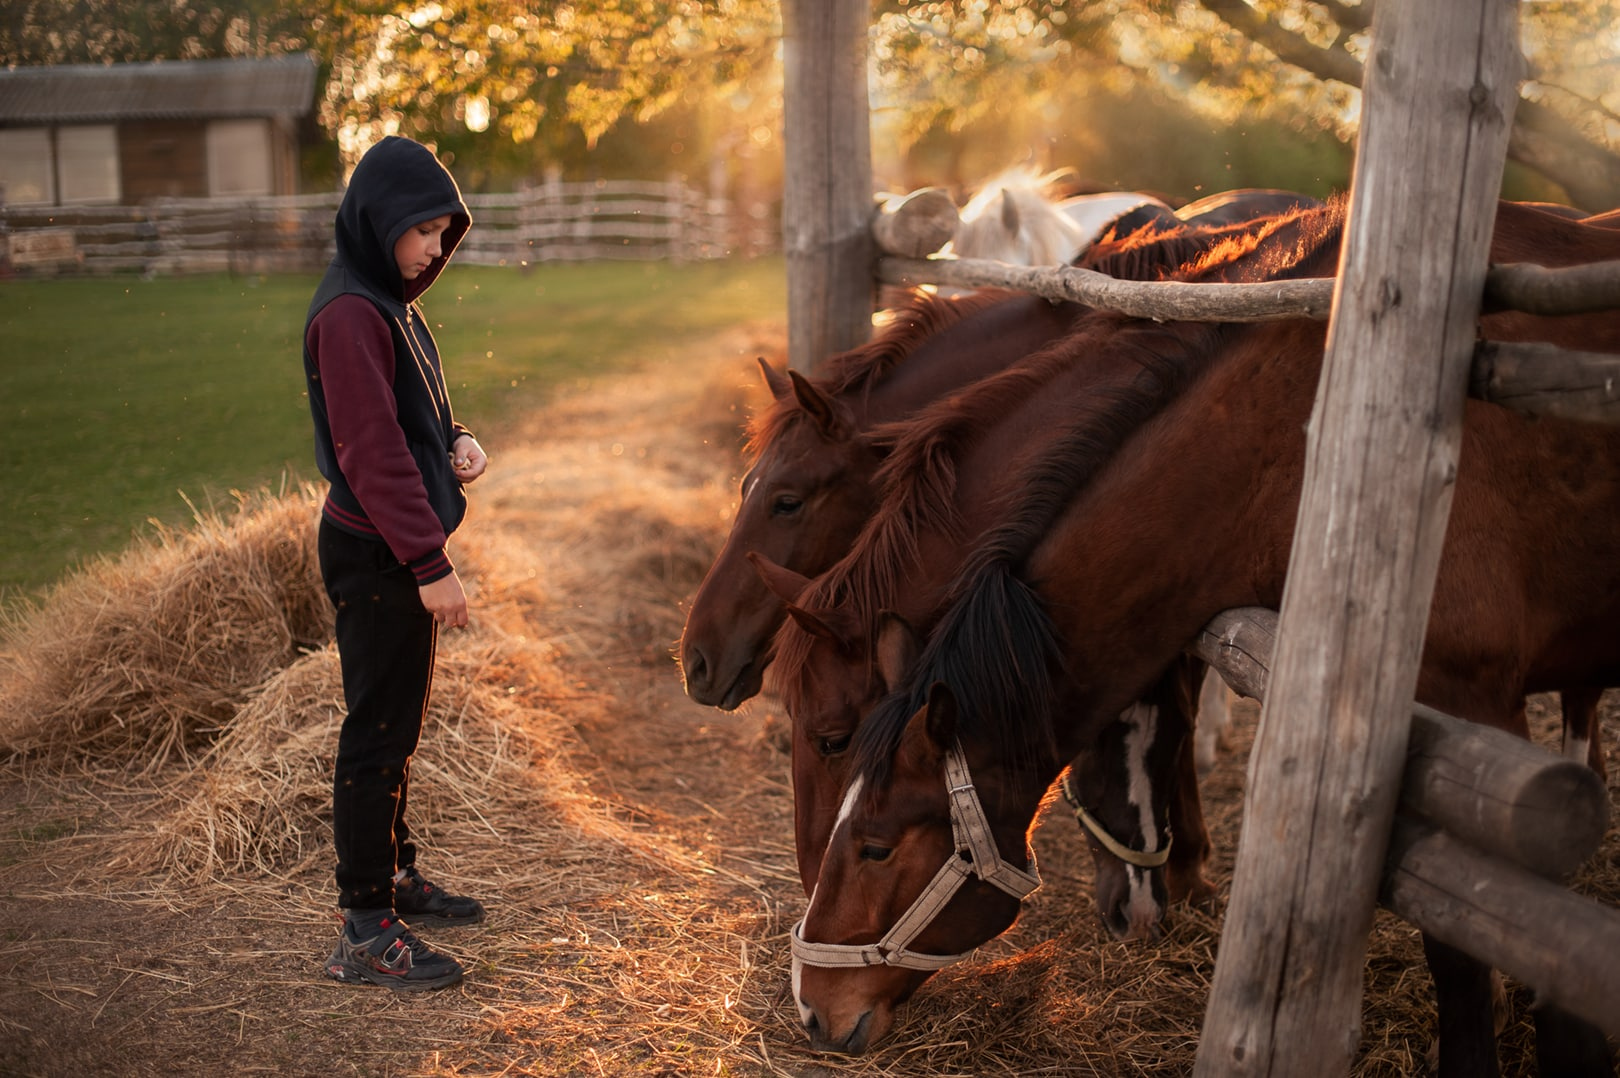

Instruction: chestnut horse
[791,200,1620,1071]
[762,205,1345,931]
[678,286,1090,710]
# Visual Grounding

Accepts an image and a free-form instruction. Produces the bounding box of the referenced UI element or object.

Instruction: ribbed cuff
[407,547,454,585]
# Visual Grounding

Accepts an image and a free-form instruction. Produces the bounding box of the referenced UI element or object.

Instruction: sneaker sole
[323,956,464,991]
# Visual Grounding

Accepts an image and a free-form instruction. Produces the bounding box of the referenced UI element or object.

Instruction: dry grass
[0,319,1616,1076]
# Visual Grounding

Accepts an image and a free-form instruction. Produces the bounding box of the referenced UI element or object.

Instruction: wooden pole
[780,0,874,372]
[1193,1,1522,1074]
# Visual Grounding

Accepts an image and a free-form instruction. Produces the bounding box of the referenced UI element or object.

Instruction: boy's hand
[420,572,469,628]
[451,435,489,483]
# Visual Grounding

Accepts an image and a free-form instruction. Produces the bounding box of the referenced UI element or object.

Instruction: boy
[301,135,489,990]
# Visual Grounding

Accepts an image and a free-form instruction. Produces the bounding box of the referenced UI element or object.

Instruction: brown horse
[679,189,1331,713]
[791,201,1620,1069]
[762,205,1345,926]
[678,286,1089,710]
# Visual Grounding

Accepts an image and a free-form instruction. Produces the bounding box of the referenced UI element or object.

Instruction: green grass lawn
[1,258,785,601]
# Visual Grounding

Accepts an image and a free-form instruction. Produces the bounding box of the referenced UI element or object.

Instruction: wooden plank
[1470,340,1620,422]
[1189,608,1610,879]
[1383,817,1620,1038]
[1193,1,1522,1074]
[781,0,874,370]
[1484,259,1620,315]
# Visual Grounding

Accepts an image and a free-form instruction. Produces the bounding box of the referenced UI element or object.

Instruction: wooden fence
[0,177,774,277]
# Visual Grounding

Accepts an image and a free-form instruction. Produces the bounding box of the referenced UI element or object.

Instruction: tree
[4,0,1616,205]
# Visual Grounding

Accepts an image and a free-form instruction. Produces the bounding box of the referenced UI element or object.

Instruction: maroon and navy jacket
[302,136,473,585]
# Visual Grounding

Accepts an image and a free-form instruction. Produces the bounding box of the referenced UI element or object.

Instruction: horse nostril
[684,647,708,683]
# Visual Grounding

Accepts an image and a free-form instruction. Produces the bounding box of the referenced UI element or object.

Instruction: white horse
[945,166,1170,266]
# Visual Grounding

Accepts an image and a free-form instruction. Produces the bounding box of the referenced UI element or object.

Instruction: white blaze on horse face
[741,471,762,509]
[1122,703,1165,935]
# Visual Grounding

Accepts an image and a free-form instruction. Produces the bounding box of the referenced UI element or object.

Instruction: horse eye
[860,844,892,862]
[816,733,851,756]
[771,493,803,517]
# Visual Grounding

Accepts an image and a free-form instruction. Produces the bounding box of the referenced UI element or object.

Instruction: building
[0,54,318,207]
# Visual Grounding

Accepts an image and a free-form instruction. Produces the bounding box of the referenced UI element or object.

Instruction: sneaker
[394,865,486,928]
[323,914,464,991]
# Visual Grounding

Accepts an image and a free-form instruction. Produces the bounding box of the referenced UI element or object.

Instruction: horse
[761,204,1346,930]
[944,165,1170,266]
[789,199,1620,1070]
[678,284,1088,709]
[679,181,1307,711]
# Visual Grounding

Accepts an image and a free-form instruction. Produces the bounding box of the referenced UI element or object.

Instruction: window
[207,119,273,197]
[56,125,120,204]
[0,128,55,206]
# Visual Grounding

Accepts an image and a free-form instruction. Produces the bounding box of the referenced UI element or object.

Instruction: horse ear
[757,357,791,401]
[923,681,959,748]
[898,682,954,774]
[746,551,811,605]
[784,602,844,645]
[875,612,921,691]
[998,189,1021,236]
[787,369,850,438]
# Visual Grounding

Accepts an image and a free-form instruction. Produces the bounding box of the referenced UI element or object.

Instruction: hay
[0,485,330,770]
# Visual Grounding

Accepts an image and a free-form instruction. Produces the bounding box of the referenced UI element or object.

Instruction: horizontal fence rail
[1188,607,1620,1038]
[0,180,776,277]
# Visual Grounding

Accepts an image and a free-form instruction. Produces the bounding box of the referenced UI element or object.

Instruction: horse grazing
[764,205,1340,934]
[679,184,1310,711]
[791,200,1620,1069]
[678,285,1088,709]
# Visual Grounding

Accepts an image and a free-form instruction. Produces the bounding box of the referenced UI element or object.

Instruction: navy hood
[334,136,471,303]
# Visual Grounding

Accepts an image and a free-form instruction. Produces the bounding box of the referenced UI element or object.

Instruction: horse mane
[741,286,1014,460]
[950,166,1089,265]
[1083,197,1344,285]
[849,197,1353,792]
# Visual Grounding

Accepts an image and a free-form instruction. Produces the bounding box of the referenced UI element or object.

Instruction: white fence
[0,178,776,277]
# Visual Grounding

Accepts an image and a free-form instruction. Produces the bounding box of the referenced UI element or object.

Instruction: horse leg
[1533,1003,1616,1076]
[1194,667,1234,776]
[1166,656,1216,905]
[1561,687,1607,783]
[1164,730,1216,906]
[1423,933,1501,1078]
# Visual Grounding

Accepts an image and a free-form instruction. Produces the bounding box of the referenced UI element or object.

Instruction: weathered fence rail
[0,178,772,277]
[1189,606,1620,1039]
[869,204,1620,426]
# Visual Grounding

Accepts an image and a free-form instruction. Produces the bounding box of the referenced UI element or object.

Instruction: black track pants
[318,518,436,910]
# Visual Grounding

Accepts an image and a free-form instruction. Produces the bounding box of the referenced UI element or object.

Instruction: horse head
[753,551,922,893]
[792,682,1041,1054]
[678,360,884,709]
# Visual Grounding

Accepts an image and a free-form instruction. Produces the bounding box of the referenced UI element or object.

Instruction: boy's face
[395,214,453,281]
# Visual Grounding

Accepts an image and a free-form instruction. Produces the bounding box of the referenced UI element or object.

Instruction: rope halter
[791,741,1042,971]
[1060,772,1173,869]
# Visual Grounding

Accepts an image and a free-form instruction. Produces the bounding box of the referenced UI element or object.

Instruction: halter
[1060,772,1173,869]
[791,742,1042,971]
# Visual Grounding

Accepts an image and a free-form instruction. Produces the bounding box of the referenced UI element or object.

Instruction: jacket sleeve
[308,295,454,583]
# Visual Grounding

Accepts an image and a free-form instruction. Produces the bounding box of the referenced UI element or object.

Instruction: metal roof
[0,54,317,125]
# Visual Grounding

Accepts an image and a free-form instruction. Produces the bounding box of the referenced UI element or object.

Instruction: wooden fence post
[1194,1,1521,1074]
[780,0,874,371]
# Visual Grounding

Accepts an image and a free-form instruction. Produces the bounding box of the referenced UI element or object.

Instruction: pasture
[2,313,1616,1075]
[0,258,785,598]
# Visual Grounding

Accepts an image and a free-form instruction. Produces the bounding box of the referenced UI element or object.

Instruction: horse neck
[854,293,1078,427]
[1026,319,1326,758]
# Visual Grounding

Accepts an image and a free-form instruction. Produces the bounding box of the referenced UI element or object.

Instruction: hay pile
[0,485,330,769]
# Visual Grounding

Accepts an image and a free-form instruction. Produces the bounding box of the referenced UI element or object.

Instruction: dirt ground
[1,322,1616,1077]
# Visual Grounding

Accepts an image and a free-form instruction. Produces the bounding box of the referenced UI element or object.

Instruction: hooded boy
[302,135,489,990]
